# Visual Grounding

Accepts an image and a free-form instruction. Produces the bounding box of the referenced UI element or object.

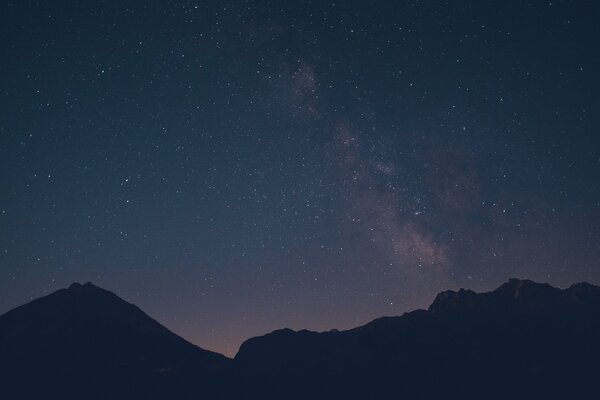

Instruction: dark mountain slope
[0,282,229,399]
[2,278,599,399]
[235,279,600,399]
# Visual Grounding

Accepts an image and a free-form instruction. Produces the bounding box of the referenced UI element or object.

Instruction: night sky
[1,0,599,356]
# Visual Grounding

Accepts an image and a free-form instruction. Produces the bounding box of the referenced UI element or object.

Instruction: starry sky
[1,0,599,356]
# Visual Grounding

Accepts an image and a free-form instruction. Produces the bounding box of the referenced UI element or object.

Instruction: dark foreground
[1,278,599,399]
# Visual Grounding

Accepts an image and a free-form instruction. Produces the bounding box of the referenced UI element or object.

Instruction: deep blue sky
[1,0,599,356]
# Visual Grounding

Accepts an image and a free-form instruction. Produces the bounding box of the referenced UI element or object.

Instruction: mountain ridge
[0,280,229,399]
[2,277,599,399]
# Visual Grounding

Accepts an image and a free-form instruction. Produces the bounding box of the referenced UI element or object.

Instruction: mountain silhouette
[235,278,600,399]
[0,282,229,399]
[2,278,600,399]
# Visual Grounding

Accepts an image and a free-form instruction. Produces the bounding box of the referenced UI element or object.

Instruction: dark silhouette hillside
[2,278,600,399]
[0,282,229,399]
[235,278,600,398]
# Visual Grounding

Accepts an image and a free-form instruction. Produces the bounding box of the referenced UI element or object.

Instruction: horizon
[3,275,597,357]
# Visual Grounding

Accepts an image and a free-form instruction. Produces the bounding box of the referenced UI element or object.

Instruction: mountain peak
[493,278,558,300]
[68,281,97,290]
[428,278,563,314]
[65,282,114,299]
[0,281,230,398]
[494,278,529,298]
[428,287,478,314]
